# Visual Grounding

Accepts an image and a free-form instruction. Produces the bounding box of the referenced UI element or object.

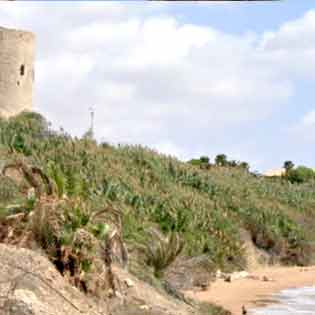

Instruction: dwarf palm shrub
[140,228,184,278]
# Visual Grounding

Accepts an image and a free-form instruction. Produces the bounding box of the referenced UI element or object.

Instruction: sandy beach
[188,266,315,315]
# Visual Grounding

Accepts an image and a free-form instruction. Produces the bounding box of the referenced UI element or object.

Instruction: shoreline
[187,266,315,315]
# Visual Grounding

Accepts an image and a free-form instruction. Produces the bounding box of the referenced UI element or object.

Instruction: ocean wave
[250,287,315,315]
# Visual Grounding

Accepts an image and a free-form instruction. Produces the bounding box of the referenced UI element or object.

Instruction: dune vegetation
[1,112,315,314]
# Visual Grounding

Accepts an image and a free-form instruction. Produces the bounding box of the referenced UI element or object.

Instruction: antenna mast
[89,106,95,137]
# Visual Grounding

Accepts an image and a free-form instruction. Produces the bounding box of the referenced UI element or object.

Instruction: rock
[262,275,274,282]
[192,277,209,290]
[238,271,249,278]
[115,290,124,299]
[124,278,134,288]
[247,274,260,280]
[224,271,249,282]
[139,305,150,310]
[111,267,197,315]
[3,289,49,315]
[27,188,36,200]
[164,255,215,291]
[0,244,197,315]
[216,270,222,279]
[0,243,106,315]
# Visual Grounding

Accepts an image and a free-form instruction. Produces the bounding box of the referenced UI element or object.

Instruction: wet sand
[187,266,315,315]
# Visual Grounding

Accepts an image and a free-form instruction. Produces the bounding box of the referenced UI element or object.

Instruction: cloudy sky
[1,1,315,172]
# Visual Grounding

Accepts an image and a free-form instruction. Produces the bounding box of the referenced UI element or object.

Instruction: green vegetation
[140,229,184,278]
[189,154,249,171]
[283,160,295,173]
[1,112,315,289]
[285,165,315,184]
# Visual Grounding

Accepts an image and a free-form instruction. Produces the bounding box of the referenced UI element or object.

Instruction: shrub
[215,154,228,167]
[286,166,315,184]
[283,161,295,173]
[140,229,184,278]
[0,175,19,203]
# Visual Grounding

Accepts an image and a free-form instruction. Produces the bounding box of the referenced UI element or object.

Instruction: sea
[250,287,315,315]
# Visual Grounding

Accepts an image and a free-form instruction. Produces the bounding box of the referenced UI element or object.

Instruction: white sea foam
[250,287,315,315]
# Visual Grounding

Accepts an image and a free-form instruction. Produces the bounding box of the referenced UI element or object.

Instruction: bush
[286,166,315,184]
[140,229,184,278]
[0,175,19,203]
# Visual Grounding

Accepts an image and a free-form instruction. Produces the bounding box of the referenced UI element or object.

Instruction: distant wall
[263,168,285,177]
[0,27,35,118]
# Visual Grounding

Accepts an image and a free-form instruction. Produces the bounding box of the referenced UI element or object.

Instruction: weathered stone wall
[0,26,35,118]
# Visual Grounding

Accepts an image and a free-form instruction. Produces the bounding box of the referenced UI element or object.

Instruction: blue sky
[1,1,315,172]
[165,1,314,33]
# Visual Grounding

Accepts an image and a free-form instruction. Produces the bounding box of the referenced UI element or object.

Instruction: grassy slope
[1,112,315,273]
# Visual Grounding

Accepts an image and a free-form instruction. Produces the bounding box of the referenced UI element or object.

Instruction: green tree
[229,160,238,167]
[239,161,250,171]
[188,156,210,169]
[200,156,210,165]
[200,156,210,169]
[286,166,315,184]
[215,154,228,167]
[188,158,201,166]
[283,161,294,174]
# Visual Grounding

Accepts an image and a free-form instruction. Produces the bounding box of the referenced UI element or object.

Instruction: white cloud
[290,109,315,142]
[153,141,188,160]
[1,3,315,168]
[262,11,315,52]
[302,110,315,126]
[260,10,315,79]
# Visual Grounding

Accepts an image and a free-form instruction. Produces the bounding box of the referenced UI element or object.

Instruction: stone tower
[0,26,35,118]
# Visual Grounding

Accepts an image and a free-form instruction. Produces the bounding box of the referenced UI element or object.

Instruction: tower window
[20,64,25,76]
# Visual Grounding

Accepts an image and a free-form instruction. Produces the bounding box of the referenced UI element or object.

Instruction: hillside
[1,112,315,314]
